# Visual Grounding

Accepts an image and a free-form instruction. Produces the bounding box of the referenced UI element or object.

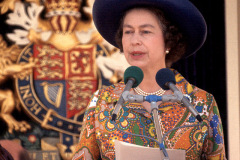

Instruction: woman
[72,0,226,159]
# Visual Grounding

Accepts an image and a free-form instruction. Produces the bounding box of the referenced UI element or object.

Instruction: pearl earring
[166,50,169,54]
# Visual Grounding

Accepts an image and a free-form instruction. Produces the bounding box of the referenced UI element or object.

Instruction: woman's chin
[128,62,146,68]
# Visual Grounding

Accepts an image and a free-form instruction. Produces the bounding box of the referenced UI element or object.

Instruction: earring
[165,50,169,54]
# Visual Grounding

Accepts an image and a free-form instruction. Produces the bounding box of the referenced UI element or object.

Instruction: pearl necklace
[134,86,165,96]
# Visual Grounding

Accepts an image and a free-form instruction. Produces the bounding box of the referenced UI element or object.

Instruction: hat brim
[93,0,207,57]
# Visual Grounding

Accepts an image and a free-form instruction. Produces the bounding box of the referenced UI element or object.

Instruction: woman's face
[122,8,166,71]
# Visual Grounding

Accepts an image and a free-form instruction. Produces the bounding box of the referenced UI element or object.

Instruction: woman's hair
[115,6,187,67]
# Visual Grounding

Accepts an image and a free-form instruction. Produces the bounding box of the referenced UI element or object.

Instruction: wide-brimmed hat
[92,0,207,57]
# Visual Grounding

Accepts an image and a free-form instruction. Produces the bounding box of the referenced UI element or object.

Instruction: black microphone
[156,68,203,122]
[111,66,143,121]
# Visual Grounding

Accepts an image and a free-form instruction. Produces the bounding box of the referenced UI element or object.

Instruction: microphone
[111,66,143,121]
[156,68,203,122]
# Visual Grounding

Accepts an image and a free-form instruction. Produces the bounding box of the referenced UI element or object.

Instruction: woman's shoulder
[101,81,125,90]
[99,82,125,94]
[173,69,215,101]
[97,82,126,102]
[191,85,215,104]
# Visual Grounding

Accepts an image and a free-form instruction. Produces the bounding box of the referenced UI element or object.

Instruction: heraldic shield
[15,42,109,159]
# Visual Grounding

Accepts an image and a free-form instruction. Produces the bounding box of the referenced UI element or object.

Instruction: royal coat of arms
[0,0,129,159]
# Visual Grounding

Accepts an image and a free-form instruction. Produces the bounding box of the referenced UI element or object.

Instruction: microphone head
[155,68,176,90]
[124,66,144,88]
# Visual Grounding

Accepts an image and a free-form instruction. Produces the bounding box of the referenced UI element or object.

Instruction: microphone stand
[111,78,136,121]
[123,92,171,159]
[151,101,169,160]
[151,101,163,144]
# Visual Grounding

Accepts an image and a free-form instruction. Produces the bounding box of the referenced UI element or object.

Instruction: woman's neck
[138,67,165,93]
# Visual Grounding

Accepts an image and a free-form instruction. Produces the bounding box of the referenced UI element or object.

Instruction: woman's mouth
[130,51,145,56]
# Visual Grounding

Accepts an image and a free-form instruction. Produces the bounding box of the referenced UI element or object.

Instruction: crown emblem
[44,0,82,17]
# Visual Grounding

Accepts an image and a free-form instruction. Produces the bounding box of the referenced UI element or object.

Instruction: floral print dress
[72,70,226,160]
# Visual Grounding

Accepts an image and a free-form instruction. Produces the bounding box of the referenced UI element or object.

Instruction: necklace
[134,86,165,96]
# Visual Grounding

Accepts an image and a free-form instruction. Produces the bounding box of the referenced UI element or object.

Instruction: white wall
[225,0,240,159]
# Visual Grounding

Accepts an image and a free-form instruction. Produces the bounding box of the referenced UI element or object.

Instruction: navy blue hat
[93,0,207,57]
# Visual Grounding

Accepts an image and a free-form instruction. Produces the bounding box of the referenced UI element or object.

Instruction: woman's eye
[142,30,151,34]
[123,30,133,34]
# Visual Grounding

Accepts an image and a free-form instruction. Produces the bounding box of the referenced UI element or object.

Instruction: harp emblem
[41,82,63,108]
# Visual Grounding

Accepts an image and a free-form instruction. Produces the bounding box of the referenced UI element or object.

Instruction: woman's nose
[130,33,142,45]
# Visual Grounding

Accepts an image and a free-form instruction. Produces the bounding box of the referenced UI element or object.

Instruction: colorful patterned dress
[72,70,226,160]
